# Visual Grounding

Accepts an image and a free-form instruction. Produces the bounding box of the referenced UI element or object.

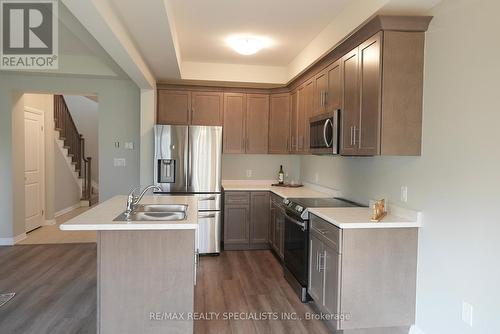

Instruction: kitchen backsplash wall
[222,154,301,182]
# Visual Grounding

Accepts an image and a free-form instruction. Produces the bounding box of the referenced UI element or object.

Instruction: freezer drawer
[197,211,221,254]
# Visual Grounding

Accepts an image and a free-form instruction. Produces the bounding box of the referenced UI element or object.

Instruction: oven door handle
[284,212,307,231]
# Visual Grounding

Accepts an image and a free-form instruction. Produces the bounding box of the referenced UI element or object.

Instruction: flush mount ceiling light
[226,35,272,55]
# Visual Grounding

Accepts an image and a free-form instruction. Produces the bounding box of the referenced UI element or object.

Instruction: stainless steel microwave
[309,110,339,155]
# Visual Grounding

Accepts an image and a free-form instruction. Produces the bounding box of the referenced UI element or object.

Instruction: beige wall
[54,141,82,213]
[301,0,500,332]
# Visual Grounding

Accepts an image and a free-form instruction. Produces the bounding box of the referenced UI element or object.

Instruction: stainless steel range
[283,197,363,302]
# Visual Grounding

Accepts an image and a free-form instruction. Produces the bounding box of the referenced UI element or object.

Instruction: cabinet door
[157,90,191,125]
[309,233,324,303]
[223,205,250,247]
[290,90,298,153]
[191,91,223,126]
[303,79,314,153]
[223,93,246,153]
[357,32,382,155]
[323,243,341,329]
[269,93,291,154]
[314,70,328,116]
[245,94,270,154]
[269,203,277,250]
[341,47,360,155]
[249,192,270,247]
[326,59,342,111]
[277,208,285,259]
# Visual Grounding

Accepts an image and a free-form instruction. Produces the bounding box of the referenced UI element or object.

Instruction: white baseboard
[44,219,57,225]
[409,325,426,334]
[0,233,27,246]
[55,203,81,218]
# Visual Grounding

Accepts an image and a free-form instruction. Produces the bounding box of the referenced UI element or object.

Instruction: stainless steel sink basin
[134,204,188,213]
[114,204,188,222]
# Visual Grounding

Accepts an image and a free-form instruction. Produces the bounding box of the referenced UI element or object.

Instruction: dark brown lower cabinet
[224,191,270,250]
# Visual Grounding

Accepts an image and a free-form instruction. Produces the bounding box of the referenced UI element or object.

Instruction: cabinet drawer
[224,192,250,205]
[310,214,341,253]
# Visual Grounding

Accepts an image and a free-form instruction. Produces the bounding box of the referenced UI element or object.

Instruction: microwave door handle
[323,118,333,148]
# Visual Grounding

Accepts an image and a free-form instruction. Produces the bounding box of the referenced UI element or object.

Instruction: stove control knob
[296,205,304,213]
[283,199,290,205]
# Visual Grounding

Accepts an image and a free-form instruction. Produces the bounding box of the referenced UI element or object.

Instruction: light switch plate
[246,169,252,178]
[124,142,134,150]
[114,158,126,167]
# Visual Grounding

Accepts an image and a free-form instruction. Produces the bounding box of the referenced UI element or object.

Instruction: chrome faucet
[126,185,161,216]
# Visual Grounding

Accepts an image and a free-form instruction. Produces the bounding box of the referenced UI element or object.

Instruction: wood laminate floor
[0,245,330,334]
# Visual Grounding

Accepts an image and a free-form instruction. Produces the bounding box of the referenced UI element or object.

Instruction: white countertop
[60,195,198,231]
[308,207,422,229]
[222,180,332,199]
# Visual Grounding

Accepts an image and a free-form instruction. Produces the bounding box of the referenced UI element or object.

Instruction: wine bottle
[278,165,284,185]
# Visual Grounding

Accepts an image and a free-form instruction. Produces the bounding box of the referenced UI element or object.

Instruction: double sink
[114,204,188,222]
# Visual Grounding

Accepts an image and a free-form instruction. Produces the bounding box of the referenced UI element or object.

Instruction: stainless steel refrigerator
[154,125,222,254]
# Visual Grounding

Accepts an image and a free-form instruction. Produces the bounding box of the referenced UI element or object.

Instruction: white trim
[0,233,27,246]
[55,203,81,218]
[44,219,57,225]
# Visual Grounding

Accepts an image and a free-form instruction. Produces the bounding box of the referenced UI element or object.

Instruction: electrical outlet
[124,142,134,150]
[400,186,408,203]
[114,158,126,167]
[245,169,253,178]
[462,301,473,327]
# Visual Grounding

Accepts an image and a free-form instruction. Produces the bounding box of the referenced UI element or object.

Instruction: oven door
[283,209,309,287]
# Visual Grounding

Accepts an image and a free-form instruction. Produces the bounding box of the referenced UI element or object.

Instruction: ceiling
[168,0,351,66]
[62,0,443,87]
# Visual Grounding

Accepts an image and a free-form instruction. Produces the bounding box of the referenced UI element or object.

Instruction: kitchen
[1,1,498,334]
[58,13,426,334]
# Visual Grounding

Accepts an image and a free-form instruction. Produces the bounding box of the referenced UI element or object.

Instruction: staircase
[53,95,95,206]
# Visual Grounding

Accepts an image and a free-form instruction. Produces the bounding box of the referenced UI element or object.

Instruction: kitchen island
[60,195,198,334]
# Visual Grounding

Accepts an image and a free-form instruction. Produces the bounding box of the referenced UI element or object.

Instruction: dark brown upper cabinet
[295,79,313,154]
[245,94,270,154]
[191,91,223,126]
[340,30,425,156]
[269,93,291,154]
[157,89,222,126]
[157,90,191,125]
[223,93,246,154]
[290,90,298,154]
[313,59,341,117]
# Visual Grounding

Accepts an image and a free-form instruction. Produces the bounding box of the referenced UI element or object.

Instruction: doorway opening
[17,93,99,244]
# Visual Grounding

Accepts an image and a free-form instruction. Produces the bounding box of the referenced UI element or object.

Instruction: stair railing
[54,95,92,203]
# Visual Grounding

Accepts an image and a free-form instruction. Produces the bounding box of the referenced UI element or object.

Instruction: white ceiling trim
[62,0,156,89]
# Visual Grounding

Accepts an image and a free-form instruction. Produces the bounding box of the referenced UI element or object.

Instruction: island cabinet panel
[223,93,246,153]
[269,93,291,154]
[308,214,418,332]
[246,94,270,154]
[224,191,270,250]
[157,90,191,125]
[190,91,223,126]
[98,230,195,334]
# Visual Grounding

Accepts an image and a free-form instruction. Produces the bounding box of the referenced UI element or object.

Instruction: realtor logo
[1,0,58,69]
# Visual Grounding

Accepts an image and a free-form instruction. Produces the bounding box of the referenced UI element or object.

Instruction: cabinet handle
[318,251,326,272]
[316,251,320,271]
[350,126,354,146]
[353,126,358,146]
[324,91,328,108]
